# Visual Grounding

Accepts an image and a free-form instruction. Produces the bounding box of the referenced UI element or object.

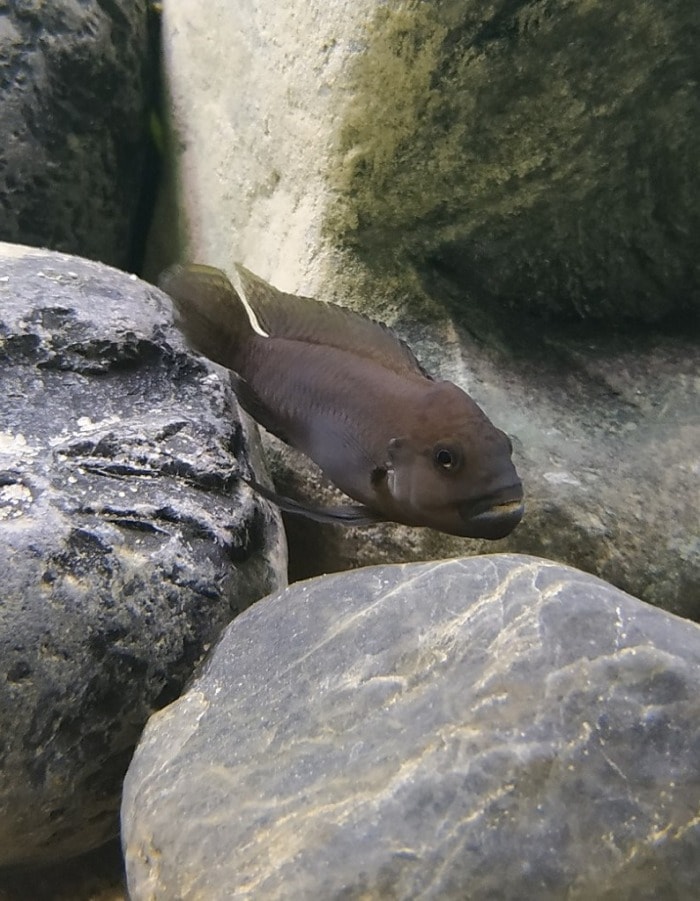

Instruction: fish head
[384,381,524,539]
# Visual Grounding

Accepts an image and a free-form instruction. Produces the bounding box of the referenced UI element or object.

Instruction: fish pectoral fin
[243,476,384,527]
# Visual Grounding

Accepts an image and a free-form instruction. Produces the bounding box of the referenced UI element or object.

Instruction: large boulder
[122,554,700,900]
[153,2,700,617]
[0,243,286,867]
[0,0,155,270]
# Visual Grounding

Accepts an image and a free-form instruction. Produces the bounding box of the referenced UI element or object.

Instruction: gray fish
[159,263,524,539]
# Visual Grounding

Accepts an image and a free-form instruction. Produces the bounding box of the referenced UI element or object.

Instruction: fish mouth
[459,488,524,540]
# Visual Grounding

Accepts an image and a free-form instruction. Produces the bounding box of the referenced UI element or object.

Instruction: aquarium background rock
[155,0,699,324]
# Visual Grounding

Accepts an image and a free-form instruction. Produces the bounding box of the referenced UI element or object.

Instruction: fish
[159,263,524,539]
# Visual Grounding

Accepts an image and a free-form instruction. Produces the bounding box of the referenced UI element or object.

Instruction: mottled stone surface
[328,1,700,325]
[0,0,154,270]
[0,243,286,866]
[155,2,700,617]
[122,555,700,901]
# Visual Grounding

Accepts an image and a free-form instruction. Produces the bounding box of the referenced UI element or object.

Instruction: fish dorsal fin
[233,264,432,379]
[159,264,252,369]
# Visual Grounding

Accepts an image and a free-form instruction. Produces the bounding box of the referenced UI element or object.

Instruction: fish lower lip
[479,499,524,518]
[460,499,524,540]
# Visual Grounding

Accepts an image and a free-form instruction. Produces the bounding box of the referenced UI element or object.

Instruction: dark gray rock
[0,0,153,269]
[0,243,286,867]
[122,554,700,901]
[0,839,126,900]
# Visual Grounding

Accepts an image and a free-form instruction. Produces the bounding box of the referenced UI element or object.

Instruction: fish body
[160,264,524,538]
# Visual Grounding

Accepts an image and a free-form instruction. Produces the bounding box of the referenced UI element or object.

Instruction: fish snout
[459,484,524,540]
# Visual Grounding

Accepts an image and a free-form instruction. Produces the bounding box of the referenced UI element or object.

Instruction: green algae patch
[325,0,700,324]
[326,4,448,243]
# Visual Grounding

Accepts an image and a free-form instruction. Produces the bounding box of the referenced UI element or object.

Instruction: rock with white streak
[122,554,700,901]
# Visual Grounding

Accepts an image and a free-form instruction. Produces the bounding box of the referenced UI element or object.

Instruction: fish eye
[433,445,462,471]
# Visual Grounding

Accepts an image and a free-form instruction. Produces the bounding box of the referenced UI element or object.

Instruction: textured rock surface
[122,555,700,901]
[155,2,700,617]
[0,0,154,270]
[0,243,286,866]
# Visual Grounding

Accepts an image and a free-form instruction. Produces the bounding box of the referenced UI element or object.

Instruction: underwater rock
[0,0,153,270]
[0,840,127,900]
[122,554,700,900]
[0,243,286,867]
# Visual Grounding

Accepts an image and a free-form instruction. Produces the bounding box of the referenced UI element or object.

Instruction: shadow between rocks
[0,840,126,901]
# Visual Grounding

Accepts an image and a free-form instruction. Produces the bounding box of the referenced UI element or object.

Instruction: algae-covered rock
[158,0,699,323]
[328,1,700,324]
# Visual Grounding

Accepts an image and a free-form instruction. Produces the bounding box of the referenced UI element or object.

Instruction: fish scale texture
[122,554,700,900]
[0,243,286,867]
